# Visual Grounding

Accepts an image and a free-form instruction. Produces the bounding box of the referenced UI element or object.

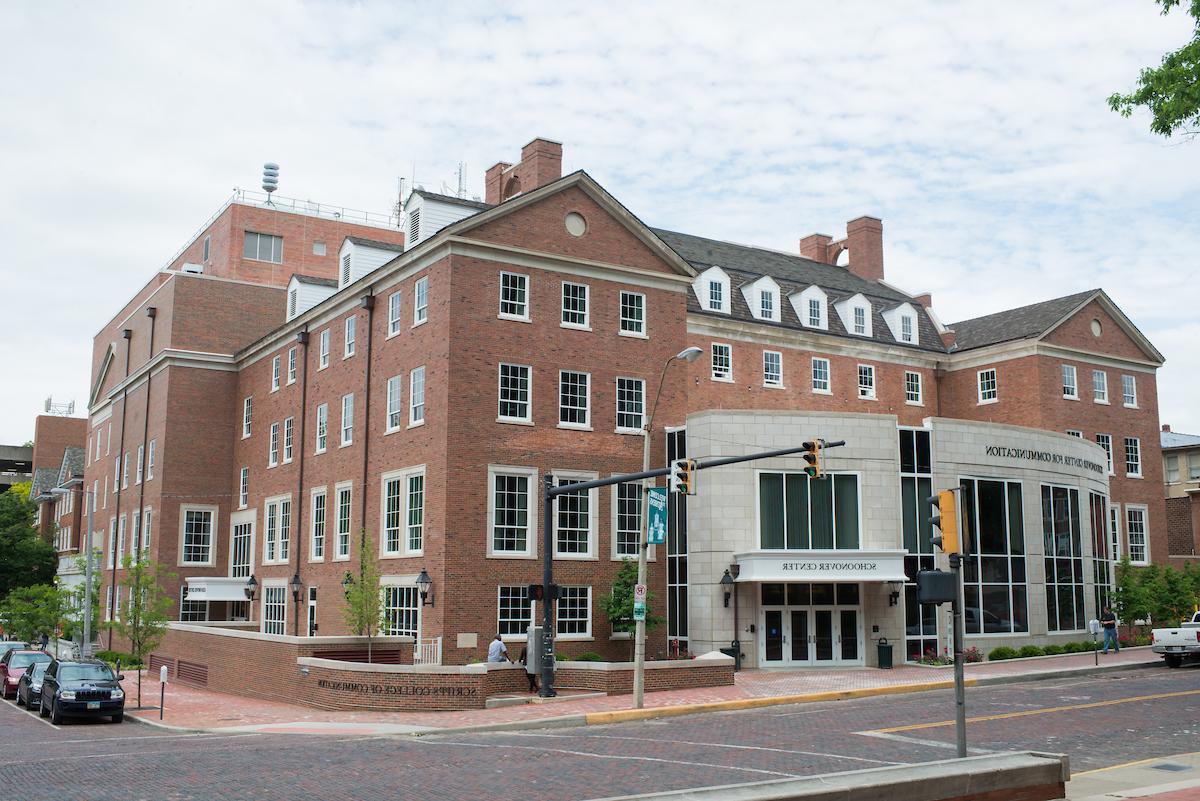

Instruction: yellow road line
[1072,751,1200,777]
[871,688,1200,734]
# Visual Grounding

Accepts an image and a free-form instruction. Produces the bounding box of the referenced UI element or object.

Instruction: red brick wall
[1166,496,1198,561]
[32,415,86,474]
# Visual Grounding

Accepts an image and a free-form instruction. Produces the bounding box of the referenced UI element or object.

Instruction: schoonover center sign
[983,445,1106,475]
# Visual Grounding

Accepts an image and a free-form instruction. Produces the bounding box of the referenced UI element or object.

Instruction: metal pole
[83,488,93,659]
[732,574,740,671]
[950,552,967,758]
[633,416,652,708]
[539,474,556,697]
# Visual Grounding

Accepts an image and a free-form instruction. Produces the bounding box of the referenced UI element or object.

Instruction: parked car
[15,661,49,708]
[1151,611,1200,668]
[0,649,52,699]
[0,642,27,660]
[38,659,125,724]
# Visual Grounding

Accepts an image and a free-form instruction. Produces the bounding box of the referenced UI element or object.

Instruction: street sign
[633,602,646,621]
[634,583,647,604]
[647,487,667,544]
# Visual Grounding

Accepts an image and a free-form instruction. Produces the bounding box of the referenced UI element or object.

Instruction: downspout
[134,308,157,556]
[358,294,375,542]
[292,328,310,636]
[109,327,132,650]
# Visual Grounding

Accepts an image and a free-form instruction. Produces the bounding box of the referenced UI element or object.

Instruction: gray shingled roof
[412,189,492,212]
[292,274,338,288]
[345,235,406,252]
[948,290,1098,351]
[30,468,57,499]
[1163,431,1200,450]
[57,447,84,485]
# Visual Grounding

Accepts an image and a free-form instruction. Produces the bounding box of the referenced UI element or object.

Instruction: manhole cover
[1150,763,1192,773]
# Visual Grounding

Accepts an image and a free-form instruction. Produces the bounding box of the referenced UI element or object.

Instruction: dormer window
[833,293,873,338]
[808,299,821,327]
[760,290,774,319]
[900,315,913,342]
[708,281,723,311]
[693,266,731,315]
[853,307,867,335]
[882,302,919,346]
[793,285,828,330]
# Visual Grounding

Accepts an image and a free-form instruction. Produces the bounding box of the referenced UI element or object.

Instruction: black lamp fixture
[888,581,902,607]
[720,568,734,608]
[245,574,258,601]
[341,571,355,596]
[416,568,434,607]
[290,572,303,603]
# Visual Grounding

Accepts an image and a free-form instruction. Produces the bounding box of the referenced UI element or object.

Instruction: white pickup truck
[1151,611,1200,668]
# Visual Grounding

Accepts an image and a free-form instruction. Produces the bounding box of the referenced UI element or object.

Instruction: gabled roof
[949,290,1098,351]
[30,468,58,500]
[56,447,84,486]
[411,189,492,212]
[88,343,117,408]
[344,235,406,253]
[291,273,338,288]
[1163,431,1200,450]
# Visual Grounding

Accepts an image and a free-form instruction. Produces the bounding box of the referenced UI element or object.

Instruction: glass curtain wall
[1042,485,1085,632]
[666,429,688,654]
[900,429,938,661]
[960,478,1029,634]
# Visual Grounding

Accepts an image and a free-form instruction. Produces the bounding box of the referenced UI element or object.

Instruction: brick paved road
[1,664,1196,801]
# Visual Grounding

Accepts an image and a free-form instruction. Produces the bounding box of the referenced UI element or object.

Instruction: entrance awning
[732,549,908,583]
[184,577,251,602]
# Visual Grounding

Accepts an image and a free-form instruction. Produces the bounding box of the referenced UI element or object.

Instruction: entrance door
[759,582,864,667]
[839,609,859,661]
[790,610,810,662]
[764,610,784,662]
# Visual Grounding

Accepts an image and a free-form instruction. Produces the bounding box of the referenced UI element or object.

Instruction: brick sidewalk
[126,646,1160,734]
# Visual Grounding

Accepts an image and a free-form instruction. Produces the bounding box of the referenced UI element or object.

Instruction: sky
[2,1,1198,444]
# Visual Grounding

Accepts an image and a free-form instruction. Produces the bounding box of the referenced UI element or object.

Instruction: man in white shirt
[487,634,509,663]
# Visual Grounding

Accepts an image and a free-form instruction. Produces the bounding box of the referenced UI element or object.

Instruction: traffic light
[528,584,545,602]
[928,490,960,554]
[801,439,822,479]
[669,458,695,495]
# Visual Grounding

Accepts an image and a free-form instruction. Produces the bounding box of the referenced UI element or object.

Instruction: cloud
[1,0,1197,441]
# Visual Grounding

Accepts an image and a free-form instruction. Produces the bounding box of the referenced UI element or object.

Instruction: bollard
[159,664,169,720]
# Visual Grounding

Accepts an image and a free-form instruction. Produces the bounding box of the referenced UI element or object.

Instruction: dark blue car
[39,660,125,724]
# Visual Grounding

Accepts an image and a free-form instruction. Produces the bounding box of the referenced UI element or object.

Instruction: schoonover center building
[75,137,1167,672]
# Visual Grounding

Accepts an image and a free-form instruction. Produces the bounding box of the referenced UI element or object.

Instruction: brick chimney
[1163,423,1172,433]
[913,293,933,309]
[845,216,884,283]
[484,138,564,205]
[800,234,833,263]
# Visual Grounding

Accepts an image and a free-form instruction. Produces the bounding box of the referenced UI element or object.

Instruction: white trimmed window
[1061,364,1077,398]
[558,371,590,428]
[386,375,403,431]
[561,282,589,328]
[1109,503,1122,562]
[105,586,112,622]
[107,518,116,568]
[264,496,291,563]
[620,291,645,335]
[905,371,922,404]
[1126,506,1148,565]
[141,509,152,555]
[269,423,279,466]
[1066,429,1083,438]
[283,417,294,462]
[381,468,424,556]
[242,396,253,438]
[500,272,529,320]
[760,289,775,320]
[114,458,119,494]
[807,298,822,328]
[614,482,641,558]
[335,483,352,560]
[310,488,326,560]
[900,315,915,343]
[763,351,782,388]
[262,585,286,635]
[1092,370,1108,403]
[271,356,281,391]
[978,368,998,403]
[181,506,216,565]
[489,466,536,557]
[616,378,645,431]
[853,306,867,335]
[117,515,126,561]
[180,587,208,622]
[414,276,429,325]
[498,586,532,637]
[708,280,724,311]
[315,403,328,453]
[1124,437,1141,477]
[382,585,419,637]
[388,292,402,336]
[147,440,156,480]
[344,316,356,358]
[1096,433,1113,474]
[122,453,129,488]
[341,393,354,446]
[135,444,144,484]
[1122,374,1137,407]
[239,467,249,508]
[498,364,532,423]
[857,364,876,399]
[287,347,297,384]
[556,586,591,638]
[410,366,426,425]
[554,472,597,557]
[811,358,830,393]
[244,232,283,264]
[318,329,330,369]
[711,343,732,381]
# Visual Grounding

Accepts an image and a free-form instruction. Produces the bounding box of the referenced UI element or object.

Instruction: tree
[61,553,102,648]
[109,554,175,707]
[1159,565,1197,624]
[599,559,664,660]
[0,484,56,599]
[1,583,62,645]
[1112,557,1152,637]
[341,535,383,663]
[1108,1,1200,138]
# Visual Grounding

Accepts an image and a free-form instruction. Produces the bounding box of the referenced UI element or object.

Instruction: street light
[51,482,93,658]
[341,571,354,596]
[720,568,734,608]
[634,345,703,709]
[416,569,434,607]
[245,574,258,601]
[290,573,303,602]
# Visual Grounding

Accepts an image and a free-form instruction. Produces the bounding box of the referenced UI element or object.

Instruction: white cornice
[91,349,237,413]
[942,340,1159,374]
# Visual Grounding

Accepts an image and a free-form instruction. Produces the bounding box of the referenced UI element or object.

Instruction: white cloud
[1,0,1197,441]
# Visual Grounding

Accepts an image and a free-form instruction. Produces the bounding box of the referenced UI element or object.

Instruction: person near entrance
[487,634,510,663]
[1100,607,1119,653]
[518,646,538,692]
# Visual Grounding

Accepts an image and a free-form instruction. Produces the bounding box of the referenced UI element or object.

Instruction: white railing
[414,636,442,666]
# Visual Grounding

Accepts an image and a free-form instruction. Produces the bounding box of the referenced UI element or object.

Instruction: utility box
[917,570,957,605]
[526,626,553,673]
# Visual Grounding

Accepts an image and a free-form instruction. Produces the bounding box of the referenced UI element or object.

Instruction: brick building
[1161,424,1200,563]
[78,138,1167,668]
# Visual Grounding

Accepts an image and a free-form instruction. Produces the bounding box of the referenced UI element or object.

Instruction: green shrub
[1061,642,1084,653]
[95,650,144,669]
[1042,644,1065,656]
[1017,645,1045,658]
[574,652,603,662]
[988,646,1019,661]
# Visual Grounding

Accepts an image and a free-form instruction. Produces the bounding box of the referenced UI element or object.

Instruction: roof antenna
[456,161,466,199]
[262,163,280,205]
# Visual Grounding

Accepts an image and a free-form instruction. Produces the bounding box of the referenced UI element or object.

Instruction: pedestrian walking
[39,632,49,652]
[518,646,538,692]
[1100,606,1119,654]
[487,634,509,663]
